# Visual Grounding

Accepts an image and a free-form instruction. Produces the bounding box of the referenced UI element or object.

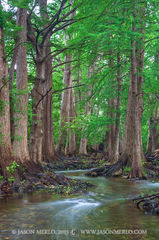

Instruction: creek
[0,169,159,240]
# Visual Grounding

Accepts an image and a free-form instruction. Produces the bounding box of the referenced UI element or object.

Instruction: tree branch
[35,0,68,53]
[41,5,78,45]
[35,84,85,109]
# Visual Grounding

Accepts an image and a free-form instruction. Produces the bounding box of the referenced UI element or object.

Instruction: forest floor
[44,152,103,171]
[0,153,103,199]
[85,151,159,179]
[0,169,94,199]
[0,160,96,198]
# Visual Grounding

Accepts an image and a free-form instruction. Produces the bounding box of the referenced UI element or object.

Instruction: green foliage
[0,175,3,181]
[0,0,159,164]
[0,99,9,116]
[142,159,145,166]
[123,167,131,174]
[0,5,4,27]
[99,159,103,167]
[6,161,20,182]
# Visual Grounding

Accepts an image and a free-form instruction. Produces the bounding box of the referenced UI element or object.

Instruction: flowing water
[0,169,159,240]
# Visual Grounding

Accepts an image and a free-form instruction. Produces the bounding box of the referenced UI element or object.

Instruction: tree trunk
[0,21,13,178]
[146,115,159,154]
[103,52,121,163]
[57,44,71,154]
[57,28,76,154]
[79,138,88,155]
[28,0,56,163]
[9,40,18,143]
[151,118,159,152]
[146,117,152,154]
[103,130,109,156]
[38,0,56,161]
[69,73,76,154]
[129,4,145,178]
[79,67,92,155]
[57,6,76,155]
[12,8,30,163]
[42,39,55,161]
[136,26,145,161]
[128,16,144,178]
[146,53,159,154]
[121,5,145,173]
[106,50,116,160]
[106,98,116,160]
[111,52,121,163]
[121,82,134,166]
[29,60,44,164]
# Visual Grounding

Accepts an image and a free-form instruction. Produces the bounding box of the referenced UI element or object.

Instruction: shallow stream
[0,169,159,240]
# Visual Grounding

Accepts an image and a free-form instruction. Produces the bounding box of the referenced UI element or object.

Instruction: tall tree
[39,0,56,161]
[57,7,76,155]
[12,8,30,163]
[57,33,72,154]
[122,3,145,178]
[69,73,76,154]
[28,0,76,161]
[79,67,92,155]
[0,4,13,177]
[111,52,122,163]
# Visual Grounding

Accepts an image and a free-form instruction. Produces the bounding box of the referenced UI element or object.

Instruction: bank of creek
[0,169,159,240]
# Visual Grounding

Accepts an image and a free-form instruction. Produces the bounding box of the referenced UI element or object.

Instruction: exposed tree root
[0,160,92,198]
[44,154,102,171]
[133,194,159,214]
[144,153,159,177]
[129,168,144,179]
[144,163,159,176]
[86,152,159,178]
[86,160,122,177]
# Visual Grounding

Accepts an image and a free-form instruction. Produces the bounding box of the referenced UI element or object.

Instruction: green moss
[123,166,131,174]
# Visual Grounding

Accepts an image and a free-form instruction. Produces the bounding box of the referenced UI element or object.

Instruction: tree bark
[146,117,152,154]
[12,8,30,163]
[69,73,76,154]
[79,67,92,155]
[121,4,145,176]
[38,0,56,161]
[129,3,145,178]
[124,13,144,177]
[0,20,13,178]
[136,23,145,161]
[106,50,116,160]
[9,40,18,143]
[146,115,159,154]
[29,60,44,164]
[106,98,116,160]
[146,52,159,153]
[111,52,121,163]
[42,37,55,161]
[57,38,71,154]
[28,1,56,163]
[103,52,121,163]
